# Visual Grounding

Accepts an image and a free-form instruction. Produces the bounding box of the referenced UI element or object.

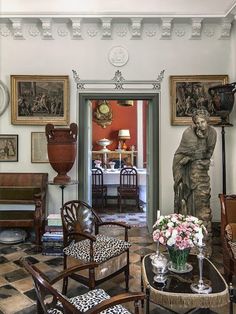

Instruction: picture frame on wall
[170,75,229,125]
[11,75,69,125]
[31,132,49,163]
[0,134,18,162]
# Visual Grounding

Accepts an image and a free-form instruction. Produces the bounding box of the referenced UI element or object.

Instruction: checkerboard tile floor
[0,224,231,314]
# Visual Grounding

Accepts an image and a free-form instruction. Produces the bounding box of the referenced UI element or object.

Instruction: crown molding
[0,15,234,40]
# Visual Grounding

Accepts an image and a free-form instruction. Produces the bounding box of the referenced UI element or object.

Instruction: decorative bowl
[97,138,112,151]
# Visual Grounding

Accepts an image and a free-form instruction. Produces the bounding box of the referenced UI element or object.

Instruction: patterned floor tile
[0,223,228,314]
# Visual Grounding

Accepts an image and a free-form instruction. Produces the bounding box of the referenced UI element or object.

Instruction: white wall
[0,15,235,221]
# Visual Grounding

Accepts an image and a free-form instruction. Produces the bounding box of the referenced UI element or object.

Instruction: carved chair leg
[145,285,150,314]
[125,266,129,291]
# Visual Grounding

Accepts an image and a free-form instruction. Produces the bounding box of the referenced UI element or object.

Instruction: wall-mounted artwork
[11,75,69,125]
[31,132,49,163]
[170,75,229,125]
[0,134,18,161]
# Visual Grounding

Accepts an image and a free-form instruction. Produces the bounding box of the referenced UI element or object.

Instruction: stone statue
[172,108,217,241]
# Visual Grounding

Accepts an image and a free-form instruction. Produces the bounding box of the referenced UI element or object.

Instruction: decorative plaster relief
[115,25,128,37]
[191,18,203,39]
[131,18,143,39]
[204,27,215,37]
[10,18,24,39]
[57,27,68,37]
[174,28,186,37]
[161,18,173,39]
[108,46,129,67]
[101,17,112,39]
[40,18,53,39]
[70,18,82,39]
[220,19,232,38]
[28,25,40,37]
[145,25,157,37]
[0,25,11,37]
[0,16,233,41]
[87,26,98,37]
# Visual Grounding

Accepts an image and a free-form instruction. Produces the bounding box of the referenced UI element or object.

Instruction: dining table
[100,168,147,202]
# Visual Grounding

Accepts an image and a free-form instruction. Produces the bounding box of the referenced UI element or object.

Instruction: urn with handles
[45,123,78,183]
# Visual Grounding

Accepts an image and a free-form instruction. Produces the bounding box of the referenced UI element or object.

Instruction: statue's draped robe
[173,125,217,237]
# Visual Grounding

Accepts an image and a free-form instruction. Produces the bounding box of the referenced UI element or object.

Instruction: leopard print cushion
[48,288,131,313]
[63,234,131,263]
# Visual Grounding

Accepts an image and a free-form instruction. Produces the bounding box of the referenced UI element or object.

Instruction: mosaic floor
[0,223,233,314]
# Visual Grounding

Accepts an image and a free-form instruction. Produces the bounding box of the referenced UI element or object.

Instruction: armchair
[61,200,131,293]
[219,194,236,282]
[22,257,147,314]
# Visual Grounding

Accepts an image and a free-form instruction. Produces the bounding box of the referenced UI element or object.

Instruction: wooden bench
[0,173,48,246]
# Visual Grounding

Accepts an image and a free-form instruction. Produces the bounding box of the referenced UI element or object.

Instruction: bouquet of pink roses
[153,213,207,250]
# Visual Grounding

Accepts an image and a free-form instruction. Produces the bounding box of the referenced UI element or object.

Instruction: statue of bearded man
[172,108,217,238]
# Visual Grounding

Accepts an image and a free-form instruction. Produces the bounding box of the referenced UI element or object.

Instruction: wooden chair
[21,257,147,314]
[219,194,236,282]
[117,167,140,212]
[61,200,131,293]
[92,168,107,210]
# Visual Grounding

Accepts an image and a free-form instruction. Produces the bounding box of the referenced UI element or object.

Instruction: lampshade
[118,129,130,139]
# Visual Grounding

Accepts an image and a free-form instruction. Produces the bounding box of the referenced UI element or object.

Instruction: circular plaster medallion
[108,46,129,67]
[0,80,10,116]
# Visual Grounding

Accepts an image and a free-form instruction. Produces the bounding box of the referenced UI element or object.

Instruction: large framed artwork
[170,75,229,125]
[0,134,18,161]
[11,75,69,125]
[31,132,49,163]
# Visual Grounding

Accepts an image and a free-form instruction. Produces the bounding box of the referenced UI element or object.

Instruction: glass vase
[167,246,191,273]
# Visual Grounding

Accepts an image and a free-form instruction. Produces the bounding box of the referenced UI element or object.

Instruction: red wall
[92,100,137,151]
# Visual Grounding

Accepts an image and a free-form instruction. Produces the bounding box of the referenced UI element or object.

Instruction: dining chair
[117,167,140,212]
[22,257,147,314]
[92,167,107,210]
[61,200,131,293]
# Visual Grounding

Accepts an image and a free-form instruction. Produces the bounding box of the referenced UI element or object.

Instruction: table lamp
[118,129,130,150]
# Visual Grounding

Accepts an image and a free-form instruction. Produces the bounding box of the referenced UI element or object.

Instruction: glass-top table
[142,253,229,313]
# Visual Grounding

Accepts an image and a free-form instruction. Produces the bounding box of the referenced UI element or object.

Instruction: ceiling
[1,0,236,18]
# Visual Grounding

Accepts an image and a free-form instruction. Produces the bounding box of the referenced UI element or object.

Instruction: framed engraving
[31,132,49,163]
[170,75,229,125]
[11,75,69,125]
[0,134,18,162]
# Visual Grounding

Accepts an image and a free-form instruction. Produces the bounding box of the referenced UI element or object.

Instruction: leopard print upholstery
[48,288,131,313]
[63,234,131,263]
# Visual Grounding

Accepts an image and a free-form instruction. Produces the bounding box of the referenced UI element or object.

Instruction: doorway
[77,93,159,232]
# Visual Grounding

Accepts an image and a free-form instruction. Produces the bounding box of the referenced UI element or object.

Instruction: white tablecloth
[103,169,146,186]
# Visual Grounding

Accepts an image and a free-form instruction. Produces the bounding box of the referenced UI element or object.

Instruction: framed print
[31,132,49,163]
[11,75,69,125]
[0,134,18,161]
[170,75,229,125]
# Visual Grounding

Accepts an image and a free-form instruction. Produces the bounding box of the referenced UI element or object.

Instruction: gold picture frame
[31,132,49,163]
[170,75,229,125]
[11,75,69,125]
